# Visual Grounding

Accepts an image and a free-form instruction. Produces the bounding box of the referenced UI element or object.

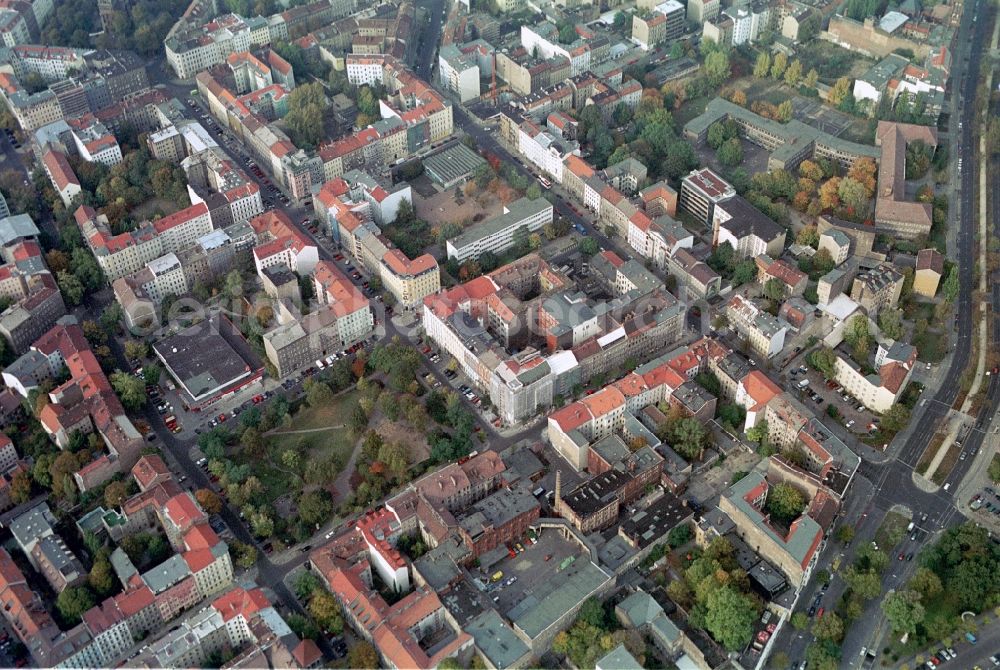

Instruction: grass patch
[913,330,946,363]
[233,390,362,503]
[674,94,711,127]
[273,391,360,431]
[916,432,946,475]
[131,196,181,221]
[930,441,961,485]
[875,511,910,550]
[246,460,297,504]
[900,382,925,409]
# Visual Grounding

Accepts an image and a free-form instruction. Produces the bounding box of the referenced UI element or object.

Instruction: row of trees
[753,52,820,91]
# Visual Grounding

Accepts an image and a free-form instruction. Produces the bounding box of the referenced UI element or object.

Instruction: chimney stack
[555,469,562,507]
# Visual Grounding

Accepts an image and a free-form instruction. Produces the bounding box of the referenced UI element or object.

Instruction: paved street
[771,0,993,663]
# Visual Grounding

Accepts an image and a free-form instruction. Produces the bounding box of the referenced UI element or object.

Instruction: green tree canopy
[110,370,146,411]
[57,586,95,625]
[764,482,806,524]
[881,590,925,635]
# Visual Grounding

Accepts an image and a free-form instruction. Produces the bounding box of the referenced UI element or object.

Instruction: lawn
[916,432,946,475]
[269,390,360,469]
[930,441,961,485]
[673,93,711,127]
[875,510,910,550]
[235,390,361,503]
[913,330,946,363]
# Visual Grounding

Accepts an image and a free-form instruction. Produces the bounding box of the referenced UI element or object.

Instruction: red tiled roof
[42,149,79,191]
[213,586,270,622]
[163,492,206,531]
[383,249,436,277]
[131,454,170,490]
[151,203,209,234]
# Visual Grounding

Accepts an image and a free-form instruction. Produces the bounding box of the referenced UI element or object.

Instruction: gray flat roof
[465,610,530,669]
[448,197,552,251]
[154,322,252,402]
[510,558,611,639]
[423,142,487,186]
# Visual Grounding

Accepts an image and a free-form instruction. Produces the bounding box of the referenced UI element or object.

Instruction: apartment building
[165,14,262,79]
[726,294,788,359]
[438,42,487,103]
[818,229,851,266]
[517,118,579,184]
[711,195,787,258]
[68,115,122,166]
[850,263,904,316]
[74,203,214,282]
[445,197,553,262]
[720,471,823,586]
[263,260,373,376]
[632,0,685,50]
[182,148,264,227]
[833,340,916,413]
[520,23,591,76]
[687,0,721,24]
[0,214,67,354]
[913,248,943,297]
[679,168,735,224]
[249,209,318,275]
[40,148,81,206]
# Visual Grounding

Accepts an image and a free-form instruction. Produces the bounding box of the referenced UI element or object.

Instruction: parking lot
[786,364,879,438]
[476,527,584,616]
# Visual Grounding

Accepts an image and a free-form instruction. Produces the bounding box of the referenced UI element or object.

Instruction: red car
[217,413,227,422]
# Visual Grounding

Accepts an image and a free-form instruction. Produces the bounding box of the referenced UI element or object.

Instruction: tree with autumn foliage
[847,157,877,197]
[828,77,852,107]
[753,52,771,78]
[195,488,223,514]
[818,177,841,210]
[793,191,811,212]
[770,52,788,79]
[798,159,824,182]
[783,59,803,87]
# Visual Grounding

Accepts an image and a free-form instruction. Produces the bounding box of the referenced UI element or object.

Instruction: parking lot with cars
[786,363,880,438]
[476,527,582,615]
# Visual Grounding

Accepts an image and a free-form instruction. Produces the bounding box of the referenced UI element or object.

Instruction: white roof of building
[879,11,909,33]
[147,253,181,275]
[822,293,860,320]
[547,349,578,375]
[179,123,218,154]
[597,326,626,347]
